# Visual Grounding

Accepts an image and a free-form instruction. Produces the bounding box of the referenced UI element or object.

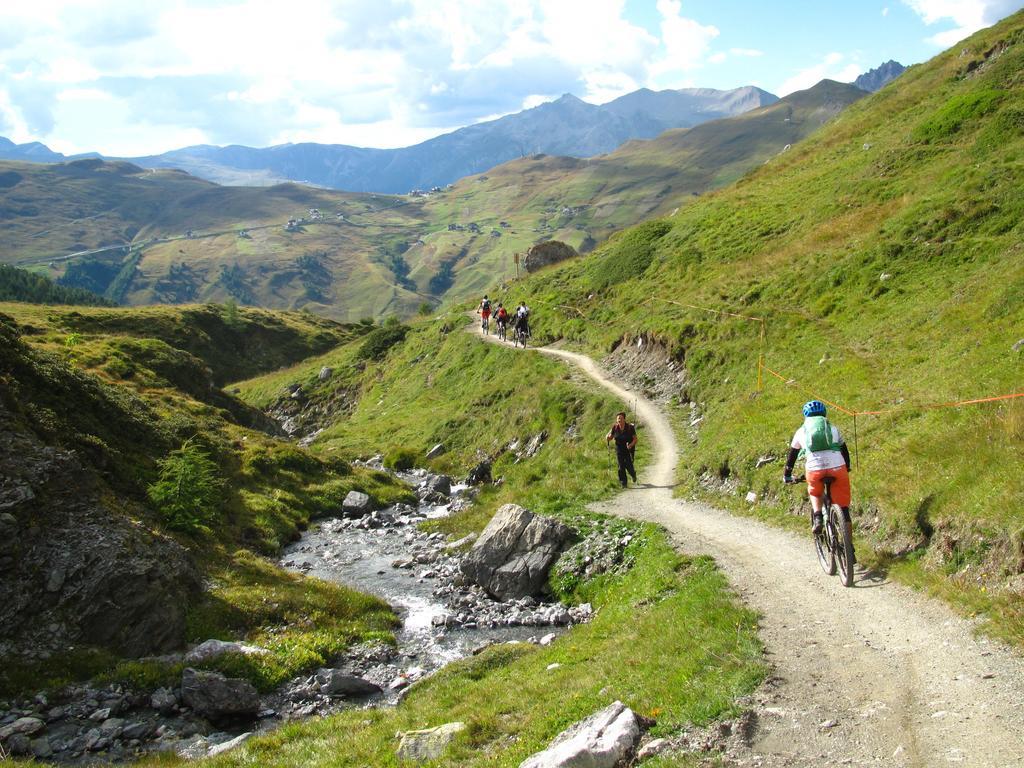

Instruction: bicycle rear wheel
[835,510,855,587]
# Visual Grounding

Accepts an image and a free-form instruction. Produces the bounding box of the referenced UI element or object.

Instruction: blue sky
[1,0,1021,156]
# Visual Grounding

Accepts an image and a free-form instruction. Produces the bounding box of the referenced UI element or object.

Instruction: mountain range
[0,80,865,320]
[1,86,783,194]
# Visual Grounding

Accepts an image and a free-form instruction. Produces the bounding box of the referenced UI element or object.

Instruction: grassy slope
[0,302,416,697]
[401,80,866,301]
[0,83,862,322]
[0,161,429,320]
[515,14,1024,642]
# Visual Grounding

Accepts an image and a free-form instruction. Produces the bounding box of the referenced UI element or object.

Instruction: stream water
[279,469,579,699]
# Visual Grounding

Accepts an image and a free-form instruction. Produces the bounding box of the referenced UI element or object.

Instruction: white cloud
[902,0,1024,45]
[776,52,863,96]
[882,7,890,16]
[709,52,727,64]
[648,0,720,83]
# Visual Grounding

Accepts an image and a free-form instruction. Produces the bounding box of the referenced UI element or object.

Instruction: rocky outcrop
[519,701,640,768]
[179,669,259,722]
[0,403,200,661]
[523,240,578,273]
[461,504,573,600]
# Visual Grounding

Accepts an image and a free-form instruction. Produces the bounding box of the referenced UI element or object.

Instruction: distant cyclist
[514,302,530,339]
[479,295,492,333]
[494,303,509,340]
[783,400,853,536]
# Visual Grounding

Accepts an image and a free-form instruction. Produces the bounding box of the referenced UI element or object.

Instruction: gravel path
[480,328,1024,767]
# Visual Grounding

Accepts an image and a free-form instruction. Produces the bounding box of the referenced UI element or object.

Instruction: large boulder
[184,638,268,665]
[315,669,382,697]
[461,504,573,600]
[519,701,640,768]
[342,490,373,517]
[523,241,578,273]
[180,668,259,722]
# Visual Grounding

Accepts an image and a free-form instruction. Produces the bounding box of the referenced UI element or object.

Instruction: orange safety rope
[760,364,858,416]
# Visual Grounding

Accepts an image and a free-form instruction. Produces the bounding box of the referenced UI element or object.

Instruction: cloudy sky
[1,0,1022,156]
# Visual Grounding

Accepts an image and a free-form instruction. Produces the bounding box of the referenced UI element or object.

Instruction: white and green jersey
[791,423,845,471]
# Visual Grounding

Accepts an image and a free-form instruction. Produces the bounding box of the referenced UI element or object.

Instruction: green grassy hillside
[512,13,1024,641]
[0,82,861,322]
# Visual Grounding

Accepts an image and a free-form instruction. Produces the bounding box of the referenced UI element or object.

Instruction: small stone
[30,736,53,758]
[546,663,561,671]
[637,737,669,760]
[0,716,45,740]
[425,443,446,459]
[820,719,839,730]
[150,688,177,714]
[396,722,467,762]
[318,366,333,381]
[879,272,892,281]
[207,732,252,756]
[539,632,557,646]
[1013,339,1024,353]
[89,708,111,722]
[745,491,758,504]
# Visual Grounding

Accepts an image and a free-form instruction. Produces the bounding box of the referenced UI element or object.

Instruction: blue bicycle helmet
[802,400,826,417]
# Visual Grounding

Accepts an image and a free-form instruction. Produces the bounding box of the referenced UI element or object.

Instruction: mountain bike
[481,314,490,335]
[496,319,507,342]
[514,323,528,348]
[788,475,855,587]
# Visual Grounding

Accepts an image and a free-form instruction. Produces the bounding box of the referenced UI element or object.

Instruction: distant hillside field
[0,82,861,320]
[514,12,1024,641]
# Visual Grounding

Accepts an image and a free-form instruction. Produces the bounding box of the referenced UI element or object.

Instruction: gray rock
[207,732,252,756]
[184,638,268,664]
[425,443,446,459]
[180,668,259,721]
[523,240,578,273]
[461,504,573,600]
[30,736,53,758]
[1013,339,1024,352]
[523,431,547,458]
[519,701,640,768]
[396,722,467,762]
[315,669,383,697]
[150,687,178,714]
[0,715,45,740]
[318,366,334,381]
[422,474,451,499]
[4,733,31,756]
[465,460,492,486]
[342,490,373,517]
[122,721,155,740]
[637,737,669,760]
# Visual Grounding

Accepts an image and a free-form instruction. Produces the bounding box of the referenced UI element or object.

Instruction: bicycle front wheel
[835,512,855,587]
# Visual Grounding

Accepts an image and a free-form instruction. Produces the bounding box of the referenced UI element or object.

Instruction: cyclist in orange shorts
[783,400,852,535]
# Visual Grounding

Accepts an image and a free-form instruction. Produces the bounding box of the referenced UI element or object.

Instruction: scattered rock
[519,701,641,768]
[425,443,446,459]
[0,716,45,740]
[879,272,892,281]
[184,638,268,665]
[745,491,758,504]
[465,460,492,486]
[1013,339,1024,353]
[207,731,253,756]
[180,668,259,722]
[637,737,669,760]
[318,367,333,381]
[461,504,573,600]
[150,687,178,714]
[396,722,467,762]
[755,455,777,469]
[342,490,373,517]
[315,669,383,697]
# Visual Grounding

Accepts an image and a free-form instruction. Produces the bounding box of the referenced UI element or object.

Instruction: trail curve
[475,325,1024,768]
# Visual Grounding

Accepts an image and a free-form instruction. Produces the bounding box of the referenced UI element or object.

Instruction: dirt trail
[478,327,1024,767]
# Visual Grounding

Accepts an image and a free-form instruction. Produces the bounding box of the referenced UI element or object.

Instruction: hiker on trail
[783,400,853,535]
[606,411,638,488]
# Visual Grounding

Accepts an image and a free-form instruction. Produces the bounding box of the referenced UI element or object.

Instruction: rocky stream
[0,460,629,764]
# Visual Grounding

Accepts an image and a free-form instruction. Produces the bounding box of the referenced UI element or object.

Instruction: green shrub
[384,448,417,471]
[357,324,409,361]
[585,220,672,290]
[147,438,224,532]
